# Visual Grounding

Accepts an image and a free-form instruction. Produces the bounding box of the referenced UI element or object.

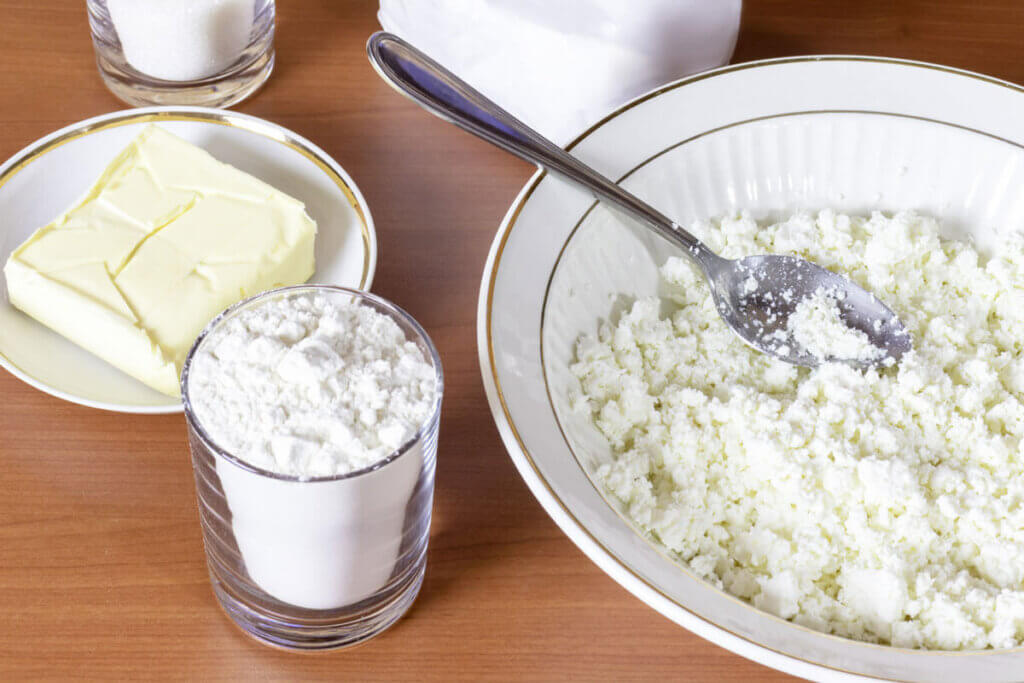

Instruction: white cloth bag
[378,0,742,144]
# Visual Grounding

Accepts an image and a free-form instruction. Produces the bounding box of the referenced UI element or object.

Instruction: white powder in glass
[787,287,885,363]
[571,210,1024,650]
[107,0,255,81]
[190,292,436,479]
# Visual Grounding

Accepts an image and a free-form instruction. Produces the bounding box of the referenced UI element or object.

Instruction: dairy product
[4,125,317,397]
[190,291,437,478]
[185,289,440,611]
[571,210,1024,649]
[787,287,886,363]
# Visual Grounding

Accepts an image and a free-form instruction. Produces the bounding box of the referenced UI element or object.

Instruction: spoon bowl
[705,252,912,368]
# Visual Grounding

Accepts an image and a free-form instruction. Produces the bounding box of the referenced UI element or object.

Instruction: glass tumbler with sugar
[87,0,275,108]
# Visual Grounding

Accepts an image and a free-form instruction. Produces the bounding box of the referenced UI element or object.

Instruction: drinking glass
[87,0,275,108]
[181,286,442,650]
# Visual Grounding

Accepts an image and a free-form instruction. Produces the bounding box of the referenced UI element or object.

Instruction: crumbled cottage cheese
[787,287,886,363]
[571,210,1024,650]
[190,292,436,479]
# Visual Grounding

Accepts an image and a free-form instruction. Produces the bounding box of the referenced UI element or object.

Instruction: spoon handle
[366,31,710,259]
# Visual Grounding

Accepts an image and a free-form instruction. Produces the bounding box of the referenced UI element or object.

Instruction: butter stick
[4,125,317,397]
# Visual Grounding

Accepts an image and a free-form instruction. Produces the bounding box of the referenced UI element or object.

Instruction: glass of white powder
[181,285,443,650]
[86,0,275,108]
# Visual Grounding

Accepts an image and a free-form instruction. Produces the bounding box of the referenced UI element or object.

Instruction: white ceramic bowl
[478,57,1024,681]
[0,107,376,413]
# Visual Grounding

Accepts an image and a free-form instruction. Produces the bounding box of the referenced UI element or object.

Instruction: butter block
[4,125,317,397]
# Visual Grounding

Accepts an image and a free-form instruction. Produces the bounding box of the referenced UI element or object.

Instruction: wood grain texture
[1,1,1021,680]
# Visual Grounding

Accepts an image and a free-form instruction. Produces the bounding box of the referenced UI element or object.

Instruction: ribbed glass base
[95,49,274,108]
[209,557,426,651]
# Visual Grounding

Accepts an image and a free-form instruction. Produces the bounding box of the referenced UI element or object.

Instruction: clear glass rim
[181,285,444,483]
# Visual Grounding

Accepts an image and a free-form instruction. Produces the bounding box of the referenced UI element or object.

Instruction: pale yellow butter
[3,125,317,397]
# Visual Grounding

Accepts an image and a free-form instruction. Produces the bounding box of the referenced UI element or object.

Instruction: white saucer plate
[479,57,1024,681]
[0,107,376,414]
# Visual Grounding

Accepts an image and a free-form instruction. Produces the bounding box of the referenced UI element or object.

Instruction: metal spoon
[366,32,912,368]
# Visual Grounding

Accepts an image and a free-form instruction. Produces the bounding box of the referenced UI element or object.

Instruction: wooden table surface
[3,1,1023,680]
